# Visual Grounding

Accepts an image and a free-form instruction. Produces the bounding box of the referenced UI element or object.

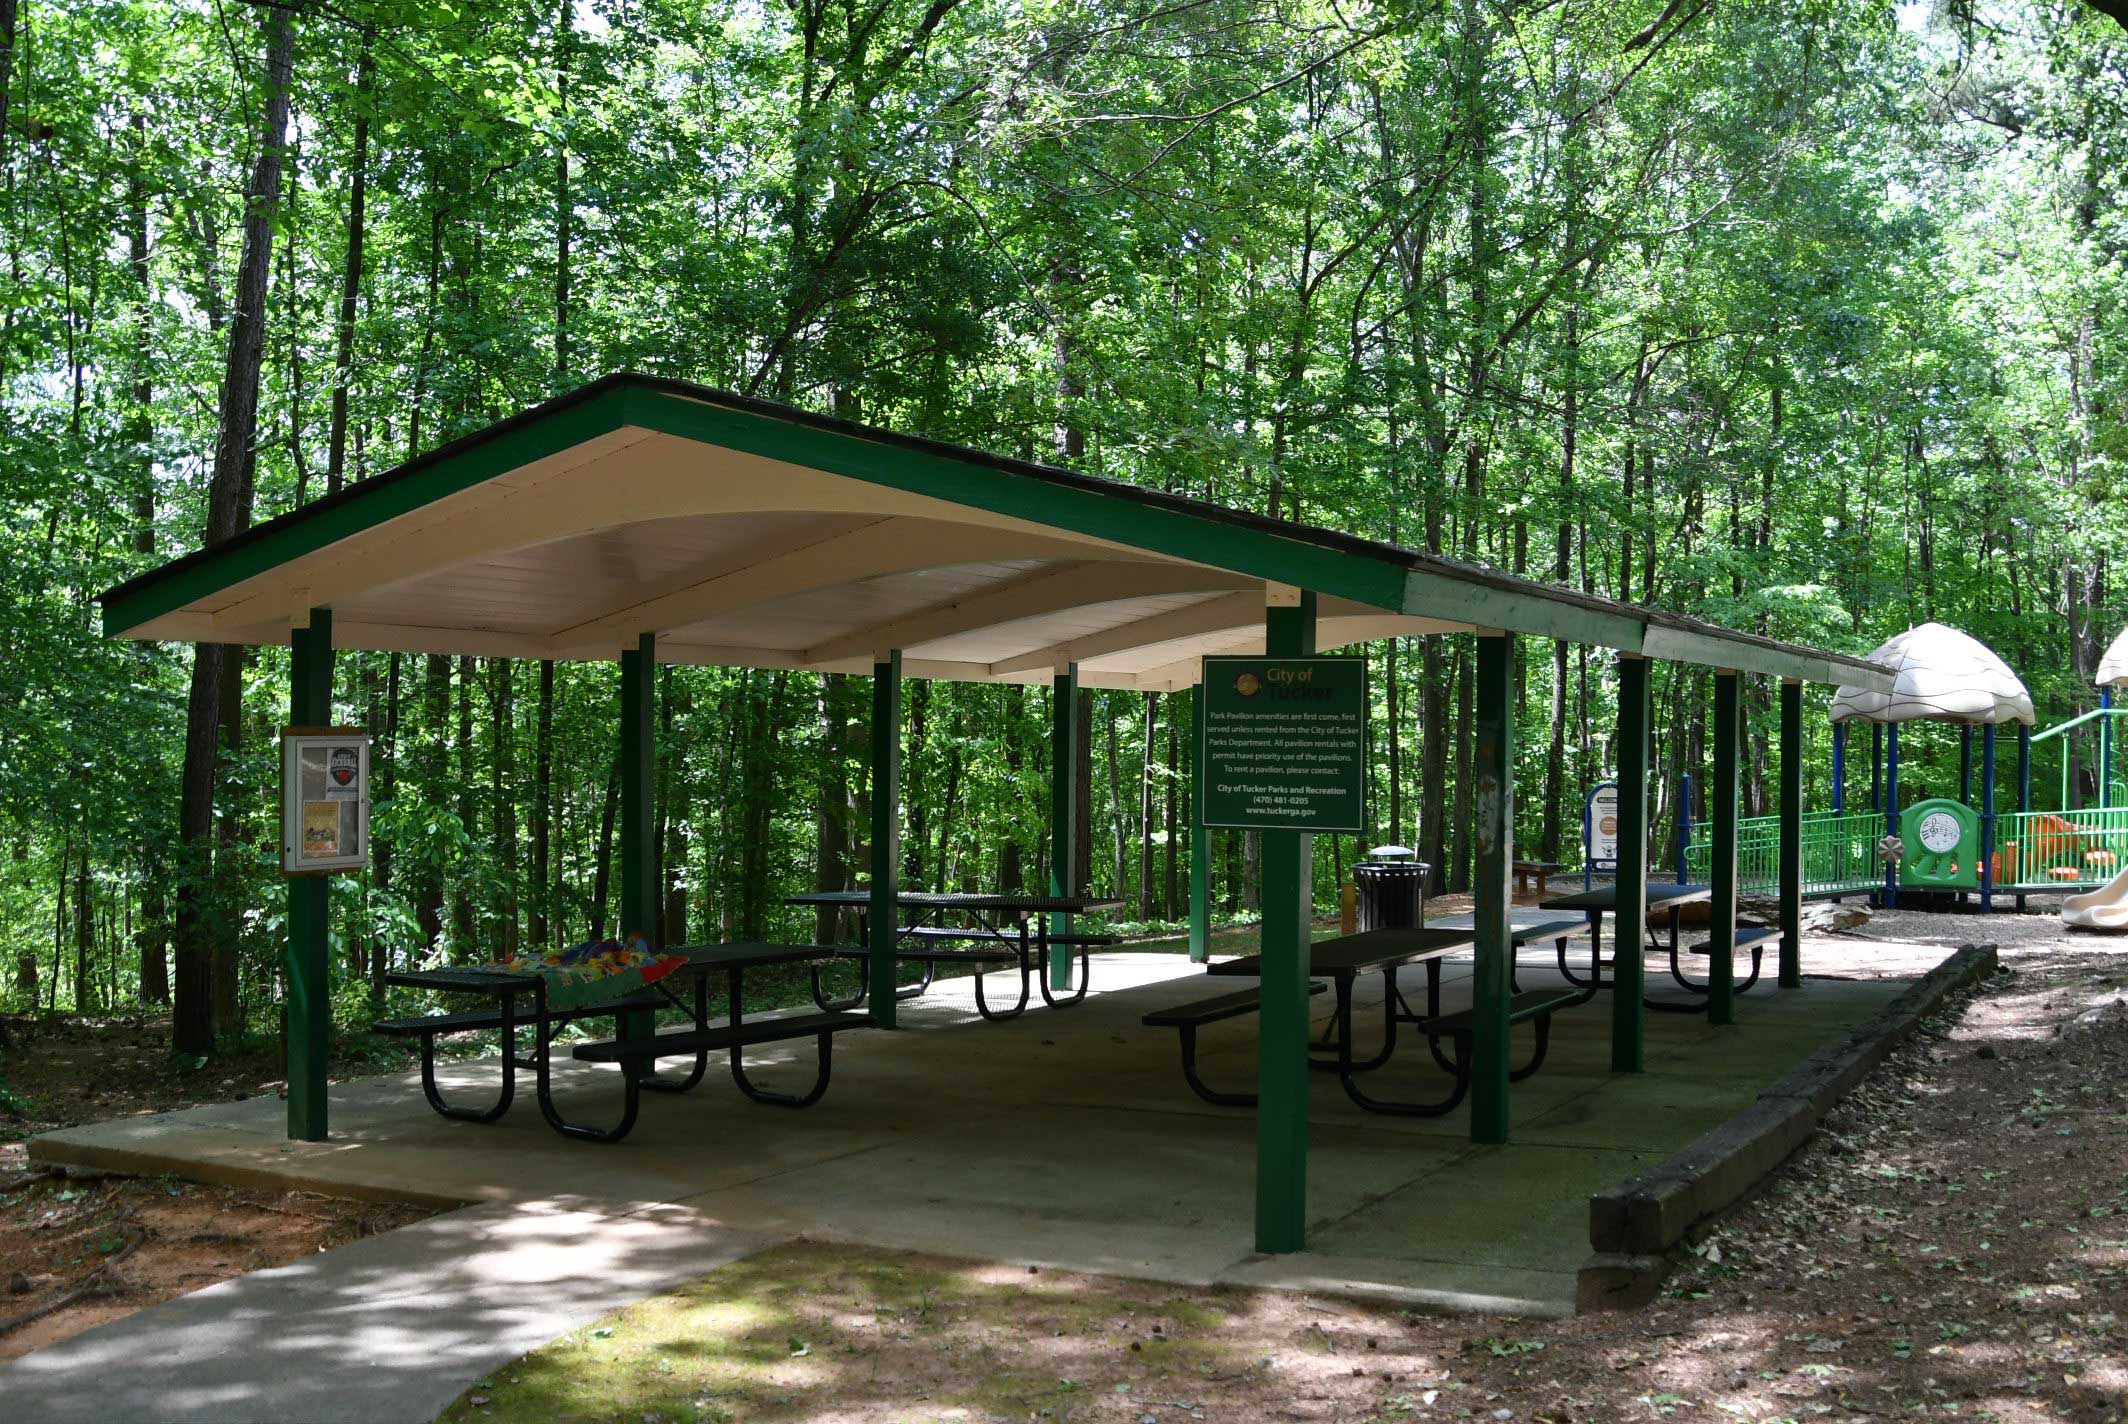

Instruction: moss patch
[437,1241,1253,1424]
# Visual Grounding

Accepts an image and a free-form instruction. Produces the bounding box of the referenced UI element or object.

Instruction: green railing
[1684,810,1883,896]
[1997,806,2128,890]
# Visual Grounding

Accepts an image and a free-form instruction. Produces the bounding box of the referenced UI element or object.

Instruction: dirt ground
[0,1015,433,1360]
[435,923,2126,1424]
[4,915,2124,1424]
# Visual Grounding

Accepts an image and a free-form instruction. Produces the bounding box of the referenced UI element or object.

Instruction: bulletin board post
[280,614,367,1141]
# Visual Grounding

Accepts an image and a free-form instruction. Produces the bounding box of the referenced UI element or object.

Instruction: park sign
[280,728,371,876]
[1584,781,1620,871]
[1200,655,1366,832]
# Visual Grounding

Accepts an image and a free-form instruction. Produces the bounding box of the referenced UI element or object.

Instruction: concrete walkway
[9,933,1954,1422]
[0,1197,765,1424]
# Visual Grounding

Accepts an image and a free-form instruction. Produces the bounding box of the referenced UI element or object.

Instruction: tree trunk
[1106,695,1126,899]
[1450,642,1475,892]
[1419,635,1447,890]
[531,659,553,947]
[324,30,373,495]
[415,654,448,948]
[1138,693,1156,918]
[592,747,619,941]
[168,0,295,1054]
[137,857,169,1005]
[1000,683,1024,894]
[492,659,518,956]
[1163,698,1179,919]
[813,674,851,941]
[451,656,476,949]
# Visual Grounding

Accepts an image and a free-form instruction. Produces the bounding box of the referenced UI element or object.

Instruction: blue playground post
[1871,724,1883,815]
[1677,772,1693,884]
[1885,724,1901,910]
[1831,723,1846,814]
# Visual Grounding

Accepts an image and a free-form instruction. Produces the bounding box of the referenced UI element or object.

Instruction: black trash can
[1353,846,1430,931]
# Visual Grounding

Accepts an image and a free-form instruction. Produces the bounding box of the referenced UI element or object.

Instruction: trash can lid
[1365,845,1417,860]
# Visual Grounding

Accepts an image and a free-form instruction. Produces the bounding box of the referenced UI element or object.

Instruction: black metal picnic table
[1539,882,1735,1008]
[1210,927,1489,1115]
[783,890,1123,1018]
[384,942,855,1142]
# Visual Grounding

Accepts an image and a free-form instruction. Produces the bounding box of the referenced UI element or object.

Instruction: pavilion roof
[102,374,1895,692]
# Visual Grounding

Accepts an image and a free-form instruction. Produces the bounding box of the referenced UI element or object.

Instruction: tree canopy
[1,0,2124,1041]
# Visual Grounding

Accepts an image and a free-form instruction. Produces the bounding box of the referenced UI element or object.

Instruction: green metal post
[1612,655,1651,1073]
[2093,689,2110,808]
[1255,592,1316,1254]
[870,651,903,1028]
[286,608,334,1141]
[1189,684,1210,962]
[1707,671,1740,1026]
[1048,663,1079,988]
[1778,679,1803,988]
[618,634,657,1047]
[1470,633,1514,1143]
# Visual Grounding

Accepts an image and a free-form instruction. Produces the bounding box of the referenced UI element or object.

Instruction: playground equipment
[1676,622,2128,912]
[1665,621,2128,913]
[1829,623,2031,909]
[2062,865,2128,930]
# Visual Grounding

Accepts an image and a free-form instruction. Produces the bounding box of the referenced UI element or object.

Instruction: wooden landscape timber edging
[1577,943,2000,1313]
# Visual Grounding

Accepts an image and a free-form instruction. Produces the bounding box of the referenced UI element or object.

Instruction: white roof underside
[1830,623,2034,726]
[2097,627,2128,688]
[120,428,1461,692]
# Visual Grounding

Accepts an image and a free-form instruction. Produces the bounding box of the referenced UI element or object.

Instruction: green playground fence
[1688,805,2128,894]
[1997,805,2128,890]
[1683,810,1882,896]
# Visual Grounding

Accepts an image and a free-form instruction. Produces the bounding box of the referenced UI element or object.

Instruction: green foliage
[1,0,2125,1023]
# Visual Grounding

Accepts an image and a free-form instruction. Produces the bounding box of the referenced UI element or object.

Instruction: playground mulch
[438,916,2126,1424]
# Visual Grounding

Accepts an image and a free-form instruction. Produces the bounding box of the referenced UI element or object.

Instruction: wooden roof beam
[799,562,1257,666]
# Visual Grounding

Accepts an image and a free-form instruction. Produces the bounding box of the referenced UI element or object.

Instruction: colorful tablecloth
[472,936,684,1009]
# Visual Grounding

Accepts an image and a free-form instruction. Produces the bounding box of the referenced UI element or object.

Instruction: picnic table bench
[1140,982,1329,1106]
[786,891,1120,1018]
[1539,883,1771,1010]
[383,944,868,1143]
[1186,927,1583,1117]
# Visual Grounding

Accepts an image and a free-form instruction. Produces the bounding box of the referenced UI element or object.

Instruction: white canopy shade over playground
[1829,622,2035,727]
[2096,627,2128,688]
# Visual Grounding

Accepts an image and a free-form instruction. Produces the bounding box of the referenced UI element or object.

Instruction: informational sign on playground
[1585,781,1620,870]
[280,729,371,876]
[1200,655,1365,832]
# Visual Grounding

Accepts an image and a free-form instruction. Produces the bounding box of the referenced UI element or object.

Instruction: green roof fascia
[622,387,1412,615]
[101,384,636,637]
[1399,565,1646,651]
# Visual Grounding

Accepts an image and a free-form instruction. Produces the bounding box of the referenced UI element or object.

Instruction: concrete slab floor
[29,940,1918,1321]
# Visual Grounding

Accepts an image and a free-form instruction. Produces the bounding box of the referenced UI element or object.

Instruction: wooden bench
[1417,988,1582,1085]
[566,1011,873,1136]
[1512,860,1563,898]
[1143,982,1328,1107]
[375,988,669,1125]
